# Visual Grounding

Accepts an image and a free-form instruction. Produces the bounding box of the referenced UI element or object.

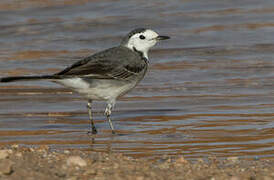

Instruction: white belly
[56,78,137,101]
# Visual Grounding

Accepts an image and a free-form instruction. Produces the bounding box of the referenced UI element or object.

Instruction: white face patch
[125,29,159,59]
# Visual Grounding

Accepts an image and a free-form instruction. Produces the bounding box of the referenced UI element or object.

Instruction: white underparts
[56,78,137,101]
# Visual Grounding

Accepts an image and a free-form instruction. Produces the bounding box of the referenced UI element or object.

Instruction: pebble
[175,156,188,164]
[197,158,204,163]
[55,171,66,178]
[84,169,97,175]
[0,150,10,159]
[42,153,48,158]
[11,144,19,149]
[66,156,87,167]
[227,157,239,163]
[0,159,14,175]
[15,152,23,158]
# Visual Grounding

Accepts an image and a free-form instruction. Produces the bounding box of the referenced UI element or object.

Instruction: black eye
[139,35,145,40]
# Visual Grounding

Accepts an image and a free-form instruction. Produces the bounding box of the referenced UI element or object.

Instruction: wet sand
[0,145,274,180]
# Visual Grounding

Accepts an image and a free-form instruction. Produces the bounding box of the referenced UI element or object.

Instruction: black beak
[156,35,170,40]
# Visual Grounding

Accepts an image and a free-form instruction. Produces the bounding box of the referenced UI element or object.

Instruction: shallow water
[0,0,274,159]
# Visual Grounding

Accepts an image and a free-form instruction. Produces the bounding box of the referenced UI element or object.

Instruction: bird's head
[121,28,170,59]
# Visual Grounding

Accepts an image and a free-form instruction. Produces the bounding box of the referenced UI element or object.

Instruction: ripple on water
[0,0,274,159]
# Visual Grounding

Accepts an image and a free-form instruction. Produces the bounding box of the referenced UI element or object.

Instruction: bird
[0,28,170,134]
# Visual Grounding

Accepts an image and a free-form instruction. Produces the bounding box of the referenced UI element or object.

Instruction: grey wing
[56,47,146,81]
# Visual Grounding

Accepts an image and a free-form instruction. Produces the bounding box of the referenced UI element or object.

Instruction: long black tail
[0,75,62,83]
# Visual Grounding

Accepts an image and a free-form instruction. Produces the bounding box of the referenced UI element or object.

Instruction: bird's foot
[87,127,97,135]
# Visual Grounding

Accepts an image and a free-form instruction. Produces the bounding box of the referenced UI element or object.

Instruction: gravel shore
[0,145,273,180]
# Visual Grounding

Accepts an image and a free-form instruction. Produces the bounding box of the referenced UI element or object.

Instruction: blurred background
[0,0,273,159]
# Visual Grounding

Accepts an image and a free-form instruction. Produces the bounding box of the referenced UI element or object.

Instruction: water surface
[0,0,274,159]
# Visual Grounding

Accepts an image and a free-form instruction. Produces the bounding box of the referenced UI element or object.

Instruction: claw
[87,127,97,135]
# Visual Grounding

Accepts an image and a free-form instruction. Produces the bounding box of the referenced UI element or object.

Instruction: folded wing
[56,46,147,80]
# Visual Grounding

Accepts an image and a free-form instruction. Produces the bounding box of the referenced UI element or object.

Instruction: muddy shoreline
[0,145,273,180]
[1,0,274,175]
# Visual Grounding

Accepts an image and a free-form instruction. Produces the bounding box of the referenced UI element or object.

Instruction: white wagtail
[0,28,170,134]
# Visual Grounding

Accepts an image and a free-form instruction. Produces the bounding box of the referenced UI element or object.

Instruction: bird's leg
[105,101,115,134]
[87,100,97,134]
